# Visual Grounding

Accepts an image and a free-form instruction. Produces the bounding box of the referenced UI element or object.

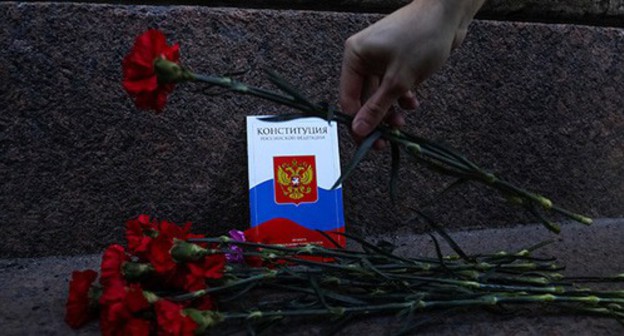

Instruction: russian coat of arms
[273,156,318,205]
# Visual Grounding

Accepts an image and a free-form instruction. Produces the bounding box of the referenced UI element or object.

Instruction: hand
[339,0,484,147]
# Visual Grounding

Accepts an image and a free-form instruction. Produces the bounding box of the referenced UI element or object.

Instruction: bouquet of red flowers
[65,215,228,335]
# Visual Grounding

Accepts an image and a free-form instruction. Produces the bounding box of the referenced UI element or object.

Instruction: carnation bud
[170,240,206,262]
[184,308,224,334]
[122,262,153,280]
[536,195,553,209]
[142,290,159,304]
[153,57,192,84]
[572,214,593,225]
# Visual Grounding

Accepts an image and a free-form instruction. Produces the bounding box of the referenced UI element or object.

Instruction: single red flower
[147,233,177,274]
[155,300,198,336]
[65,269,99,329]
[122,29,180,112]
[99,282,152,336]
[187,254,226,281]
[139,219,221,292]
[147,219,204,274]
[101,244,130,287]
[119,318,152,336]
[159,220,192,239]
[101,314,152,336]
[126,214,158,258]
[157,245,224,292]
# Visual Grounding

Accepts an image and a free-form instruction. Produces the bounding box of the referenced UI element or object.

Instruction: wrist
[407,0,483,28]
[444,0,485,27]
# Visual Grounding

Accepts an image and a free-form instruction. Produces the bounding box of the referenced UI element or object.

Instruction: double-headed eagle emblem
[276,159,315,201]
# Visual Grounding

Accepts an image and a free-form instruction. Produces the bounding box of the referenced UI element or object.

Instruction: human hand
[339,0,484,147]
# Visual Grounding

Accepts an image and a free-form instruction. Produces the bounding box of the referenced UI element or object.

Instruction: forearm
[406,0,485,24]
[455,0,486,28]
[401,0,485,49]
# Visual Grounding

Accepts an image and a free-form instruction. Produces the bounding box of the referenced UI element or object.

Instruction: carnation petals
[155,300,198,336]
[65,270,98,329]
[122,29,180,112]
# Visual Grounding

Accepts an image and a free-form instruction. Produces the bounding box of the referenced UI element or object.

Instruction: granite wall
[59,0,624,22]
[1,3,623,257]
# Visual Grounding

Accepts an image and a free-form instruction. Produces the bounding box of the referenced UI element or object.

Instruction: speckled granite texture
[1,220,623,335]
[1,3,623,257]
[41,0,624,20]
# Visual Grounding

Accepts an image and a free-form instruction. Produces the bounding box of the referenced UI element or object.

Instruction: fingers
[372,108,405,150]
[452,27,468,50]
[352,78,405,138]
[339,45,365,117]
[398,90,419,110]
[385,108,406,129]
[361,76,380,106]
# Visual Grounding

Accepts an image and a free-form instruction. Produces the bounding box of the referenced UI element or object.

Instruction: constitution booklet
[246,116,345,248]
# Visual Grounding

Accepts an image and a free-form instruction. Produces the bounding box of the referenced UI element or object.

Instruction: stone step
[46,0,624,25]
[1,219,622,335]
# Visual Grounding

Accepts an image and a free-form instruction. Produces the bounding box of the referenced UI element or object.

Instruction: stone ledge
[32,0,624,24]
[1,219,622,335]
[1,3,623,257]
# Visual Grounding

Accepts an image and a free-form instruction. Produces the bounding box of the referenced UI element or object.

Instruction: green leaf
[265,69,318,110]
[528,206,561,234]
[331,130,383,190]
[420,178,468,210]
[268,283,367,306]
[522,239,556,254]
[376,240,396,254]
[315,229,345,249]
[221,282,258,302]
[334,231,417,265]
[325,103,335,124]
[412,211,473,262]
[309,276,330,309]
[428,233,453,277]
[361,258,391,280]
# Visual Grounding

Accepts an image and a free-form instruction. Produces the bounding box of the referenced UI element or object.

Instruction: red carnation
[147,220,202,274]
[118,318,152,336]
[123,29,180,112]
[155,300,198,336]
[65,269,99,329]
[101,244,130,287]
[126,214,158,258]
[99,282,152,336]
[187,254,226,281]
[159,220,192,239]
[148,234,178,274]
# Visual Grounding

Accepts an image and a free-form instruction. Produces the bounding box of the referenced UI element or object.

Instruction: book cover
[246,116,345,248]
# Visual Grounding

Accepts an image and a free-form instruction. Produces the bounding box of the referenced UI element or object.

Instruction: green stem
[190,70,591,227]
[219,294,624,321]
[192,74,311,112]
[168,270,280,301]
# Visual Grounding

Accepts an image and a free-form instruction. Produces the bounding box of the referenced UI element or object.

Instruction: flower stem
[189,70,591,228]
[168,270,280,301]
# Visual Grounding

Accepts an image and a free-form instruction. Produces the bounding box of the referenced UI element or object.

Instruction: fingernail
[353,120,370,137]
